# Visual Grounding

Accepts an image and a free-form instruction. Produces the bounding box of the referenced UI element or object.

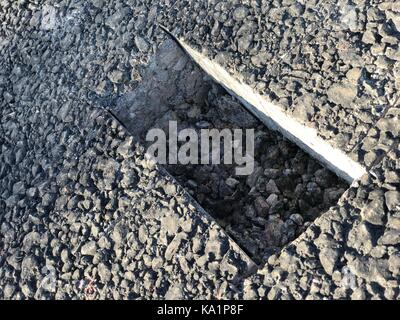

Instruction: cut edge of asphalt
[158,25,367,184]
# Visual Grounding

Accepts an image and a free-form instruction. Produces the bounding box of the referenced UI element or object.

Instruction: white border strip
[179,41,366,184]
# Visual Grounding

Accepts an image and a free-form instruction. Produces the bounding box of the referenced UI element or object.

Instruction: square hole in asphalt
[108,39,349,265]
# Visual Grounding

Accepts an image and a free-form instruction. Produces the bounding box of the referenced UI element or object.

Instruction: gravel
[0,0,399,300]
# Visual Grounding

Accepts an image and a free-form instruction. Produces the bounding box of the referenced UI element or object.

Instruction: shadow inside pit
[111,39,349,265]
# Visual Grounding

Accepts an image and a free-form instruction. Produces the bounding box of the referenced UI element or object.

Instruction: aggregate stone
[20,255,39,280]
[319,248,340,275]
[327,82,358,106]
[97,263,112,283]
[81,241,98,256]
[135,36,150,52]
[385,191,400,212]
[361,199,387,226]
[378,229,400,246]
[165,233,186,261]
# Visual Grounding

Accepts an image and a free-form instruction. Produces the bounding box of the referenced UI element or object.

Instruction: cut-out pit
[111,39,349,264]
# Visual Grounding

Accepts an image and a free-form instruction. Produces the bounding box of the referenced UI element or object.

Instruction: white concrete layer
[178,40,367,184]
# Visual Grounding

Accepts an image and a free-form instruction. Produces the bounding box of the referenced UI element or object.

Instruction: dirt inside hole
[111,39,349,264]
